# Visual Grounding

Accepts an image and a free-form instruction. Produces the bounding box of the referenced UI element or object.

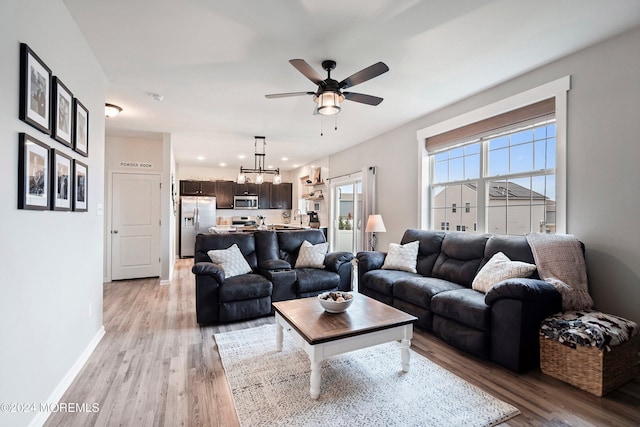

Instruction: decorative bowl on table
[318,291,354,313]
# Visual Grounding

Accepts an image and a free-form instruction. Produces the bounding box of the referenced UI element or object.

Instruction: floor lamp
[365,214,386,251]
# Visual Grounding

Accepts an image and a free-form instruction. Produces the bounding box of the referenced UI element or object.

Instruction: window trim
[417,76,570,234]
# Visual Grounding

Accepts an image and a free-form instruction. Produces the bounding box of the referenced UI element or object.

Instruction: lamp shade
[365,214,386,233]
[316,92,344,116]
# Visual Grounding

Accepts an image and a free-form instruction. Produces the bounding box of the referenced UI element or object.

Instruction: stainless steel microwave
[233,195,258,209]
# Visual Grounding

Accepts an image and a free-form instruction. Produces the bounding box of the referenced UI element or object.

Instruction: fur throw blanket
[526,233,593,311]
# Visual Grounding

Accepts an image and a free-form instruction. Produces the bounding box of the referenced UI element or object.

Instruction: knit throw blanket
[526,233,593,311]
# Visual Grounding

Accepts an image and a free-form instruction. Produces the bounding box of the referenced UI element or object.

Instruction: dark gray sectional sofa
[192,229,353,325]
[357,229,565,372]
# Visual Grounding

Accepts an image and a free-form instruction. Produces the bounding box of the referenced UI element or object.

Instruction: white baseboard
[160,279,171,285]
[28,326,106,427]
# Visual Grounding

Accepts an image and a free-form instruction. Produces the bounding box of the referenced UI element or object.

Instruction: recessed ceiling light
[219,162,226,167]
[149,93,164,102]
[197,156,205,161]
[238,154,246,159]
[282,157,288,161]
[293,164,300,168]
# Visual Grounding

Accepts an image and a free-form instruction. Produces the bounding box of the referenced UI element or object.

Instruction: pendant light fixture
[237,136,281,184]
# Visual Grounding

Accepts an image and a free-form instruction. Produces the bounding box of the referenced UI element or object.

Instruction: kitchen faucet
[293,209,302,225]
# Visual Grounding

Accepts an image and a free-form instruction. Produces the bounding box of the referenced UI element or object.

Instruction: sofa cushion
[207,244,253,278]
[295,240,328,269]
[472,252,536,293]
[296,268,340,294]
[218,274,273,302]
[382,240,419,273]
[481,234,538,278]
[431,288,491,331]
[361,269,421,297]
[277,229,327,266]
[195,232,258,269]
[400,229,445,276]
[393,277,465,310]
[431,233,490,287]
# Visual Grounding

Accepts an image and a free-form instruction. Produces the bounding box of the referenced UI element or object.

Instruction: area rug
[214,324,519,427]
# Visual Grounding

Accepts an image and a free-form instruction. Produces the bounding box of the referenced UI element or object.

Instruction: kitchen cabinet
[179,179,290,209]
[234,182,258,196]
[180,180,217,196]
[270,182,292,209]
[258,183,271,209]
[215,181,235,209]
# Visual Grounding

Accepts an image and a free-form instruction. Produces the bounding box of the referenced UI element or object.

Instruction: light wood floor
[46,259,640,427]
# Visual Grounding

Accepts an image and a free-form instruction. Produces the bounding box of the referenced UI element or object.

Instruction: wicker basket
[540,336,639,396]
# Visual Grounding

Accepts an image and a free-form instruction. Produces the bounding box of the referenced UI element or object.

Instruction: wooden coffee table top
[272,294,417,345]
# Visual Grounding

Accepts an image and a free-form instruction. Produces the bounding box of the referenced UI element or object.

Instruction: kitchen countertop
[208,224,310,233]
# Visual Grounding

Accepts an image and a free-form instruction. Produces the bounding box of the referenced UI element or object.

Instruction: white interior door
[111,173,161,280]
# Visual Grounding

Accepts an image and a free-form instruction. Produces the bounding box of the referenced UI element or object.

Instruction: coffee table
[272,294,417,399]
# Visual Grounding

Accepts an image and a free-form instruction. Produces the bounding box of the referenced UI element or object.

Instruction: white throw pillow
[295,240,328,269]
[381,240,419,273]
[472,252,536,293]
[207,244,252,278]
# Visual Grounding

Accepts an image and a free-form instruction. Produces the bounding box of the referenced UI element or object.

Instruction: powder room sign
[120,161,154,169]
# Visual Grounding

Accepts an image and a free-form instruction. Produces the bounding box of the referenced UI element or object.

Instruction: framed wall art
[19,43,52,134]
[51,77,74,147]
[73,159,88,212]
[18,133,50,210]
[50,149,72,211]
[73,99,89,157]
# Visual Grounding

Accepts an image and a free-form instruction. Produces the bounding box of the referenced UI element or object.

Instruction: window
[430,118,556,235]
[419,77,570,234]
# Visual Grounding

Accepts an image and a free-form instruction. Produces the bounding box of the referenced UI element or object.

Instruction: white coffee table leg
[275,322,283,352]
[401,338,411,372]
[310,361,321,399]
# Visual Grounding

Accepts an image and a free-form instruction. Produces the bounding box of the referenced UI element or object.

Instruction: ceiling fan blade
[289,59,324,85]
[265,91,315,99]
[339,62,389,89]
[343,92,384,106]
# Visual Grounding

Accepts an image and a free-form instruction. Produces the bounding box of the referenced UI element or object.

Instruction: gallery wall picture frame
[19,43,52,135]
[73,99,89,157]
[51,77,74,147]
[18,133,51,210]
[50,149,72,211]
[73,159,88,212]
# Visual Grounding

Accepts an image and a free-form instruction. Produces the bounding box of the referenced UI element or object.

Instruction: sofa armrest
[355,251,386,272]
[192,262,225,324]
[485,278,561,305]
[324,251,354,272]
[192,262,225,285]
[487,279,563,372]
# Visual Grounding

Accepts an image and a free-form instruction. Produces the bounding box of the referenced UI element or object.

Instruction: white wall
[0,1,107,426]
[325,25,640,326]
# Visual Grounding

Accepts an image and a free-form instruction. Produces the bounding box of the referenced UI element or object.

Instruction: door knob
[112,230,119,234]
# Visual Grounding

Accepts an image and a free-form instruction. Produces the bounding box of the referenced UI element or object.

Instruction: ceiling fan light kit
[265,58,389,121]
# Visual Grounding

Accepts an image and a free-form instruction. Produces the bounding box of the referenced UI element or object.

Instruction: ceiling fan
[265,59,389,116]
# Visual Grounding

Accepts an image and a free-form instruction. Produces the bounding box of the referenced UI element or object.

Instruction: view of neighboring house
[432,181,556,235]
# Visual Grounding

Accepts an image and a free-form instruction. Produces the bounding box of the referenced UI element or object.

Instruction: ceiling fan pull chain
[320,115,324,136]
[334,114,338,131]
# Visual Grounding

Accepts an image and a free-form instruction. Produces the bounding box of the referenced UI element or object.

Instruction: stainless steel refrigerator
[180,196,216,257]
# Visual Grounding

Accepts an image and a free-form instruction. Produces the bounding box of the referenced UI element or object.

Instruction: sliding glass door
[330,178,363,253]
